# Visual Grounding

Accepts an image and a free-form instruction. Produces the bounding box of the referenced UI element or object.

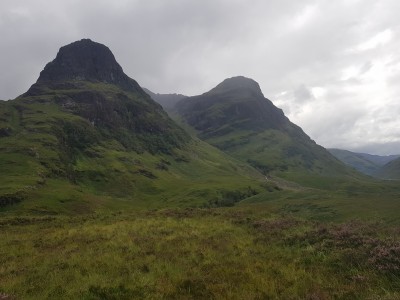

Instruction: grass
[0,140,265,214]
[0,206,399,299]
[241,175,400,223]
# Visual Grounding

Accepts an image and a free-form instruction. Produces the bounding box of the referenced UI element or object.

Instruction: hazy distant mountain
[357,152,400,166]
[174,76,359,187]
[0,40,263,210]
[329,148,400,176]
[144,88,187,113]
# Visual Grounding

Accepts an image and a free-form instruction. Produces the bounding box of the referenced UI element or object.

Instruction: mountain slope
[174,76,361,187]
[329,148,400,176]
[0,40,266,213]
[374,158,400,180]
[328,149,380,175]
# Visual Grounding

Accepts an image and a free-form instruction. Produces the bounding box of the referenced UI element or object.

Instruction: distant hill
[329,148,400,176]
[174,76,360,187]
[143,88,187,113]
[374,158,400,180]
[0,40,265,212]
[358,152,400,166]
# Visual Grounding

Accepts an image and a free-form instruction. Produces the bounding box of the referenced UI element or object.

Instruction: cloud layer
[1,0,399,154]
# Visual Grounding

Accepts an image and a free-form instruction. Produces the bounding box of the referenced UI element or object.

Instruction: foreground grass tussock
[0,208,399,299]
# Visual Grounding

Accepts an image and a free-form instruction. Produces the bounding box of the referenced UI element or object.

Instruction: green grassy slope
[0,82,268,214]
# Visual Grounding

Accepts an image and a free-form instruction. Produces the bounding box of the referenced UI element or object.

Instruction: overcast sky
[1,0,399,155]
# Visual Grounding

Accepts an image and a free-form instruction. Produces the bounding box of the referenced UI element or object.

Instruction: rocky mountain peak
[175,76,287,135]
[209,76,264,97]
[36,39,141,92]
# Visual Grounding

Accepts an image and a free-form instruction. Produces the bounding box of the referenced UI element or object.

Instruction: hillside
[173,76,363,188]
[0,40,266,213]
[374,157,400,180]
[328,148,381,175]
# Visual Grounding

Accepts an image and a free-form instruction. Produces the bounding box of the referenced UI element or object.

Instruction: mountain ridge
[175,76,287,135]
[171,76,362,187]
[0,41,266,212]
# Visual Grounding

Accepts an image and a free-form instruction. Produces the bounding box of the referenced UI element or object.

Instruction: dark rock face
[36,39,142,92]
[176,76,287,134]
[209,76,264,97]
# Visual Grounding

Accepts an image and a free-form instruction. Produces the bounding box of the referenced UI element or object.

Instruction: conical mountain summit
[35,39,142,92]
[209,76,264,96]
[176,76,287,133]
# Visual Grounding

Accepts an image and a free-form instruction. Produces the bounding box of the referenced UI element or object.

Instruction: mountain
[0,40,266,213]
[176,76,287,133]
[34,39,143,92]
[24,39,189,155]
[143,88,187,113]
[374,158,400,180]
[329,148,400,176]
[174,76,360,187]
[358,152,400,166]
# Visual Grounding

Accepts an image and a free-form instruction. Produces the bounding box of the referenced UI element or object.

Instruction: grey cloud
[293,84,314,103]
[352,141,400,156]
[360,61,373,74]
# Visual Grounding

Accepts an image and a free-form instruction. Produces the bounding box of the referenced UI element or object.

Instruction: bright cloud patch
[356,29,393,52]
